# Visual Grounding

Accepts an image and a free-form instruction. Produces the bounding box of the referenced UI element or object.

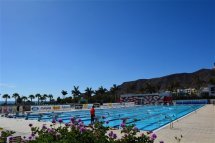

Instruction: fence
[175,99,208,104]
[30,105,71,112]
[0,105,31,114]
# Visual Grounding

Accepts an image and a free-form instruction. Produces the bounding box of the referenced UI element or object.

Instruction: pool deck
[0,105,214,142]
[0,117,52,136]
[154,104,215,143]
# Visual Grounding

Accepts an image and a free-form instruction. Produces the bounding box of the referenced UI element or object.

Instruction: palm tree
[61,90,68,99]
[21,96,28,103]
[40,96,45,103]
[94,86,107,103]
[48,94,53,102]
[72,86,81,99]
[28,95,35,102]
[12,93,19,105]
[43,94,48,102]
[110,84,119,102]
[35,93,41,104]
[2,94,10,105]
[96,86,107,96]
[85,87,94,101]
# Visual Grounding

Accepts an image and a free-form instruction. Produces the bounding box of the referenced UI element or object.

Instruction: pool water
[24,104,204,131]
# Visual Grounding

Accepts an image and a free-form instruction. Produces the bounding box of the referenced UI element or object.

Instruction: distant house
[120,92,172,105]
[176,88,197,96]
[199,85,215,96]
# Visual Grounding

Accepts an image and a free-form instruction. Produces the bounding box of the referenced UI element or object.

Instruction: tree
[209,78,215,85]
[12,93,20,105]
[61,90,68,99]
[48,94,53,102]
[84,87,94,101]
[28,95,35,102]
[57,97,61,103]
[95,86,107,103]
[43,94,48,102]
[96,86,107,96]
[35,93,41,104]
[16,96,22,104]
[21,96,28,103]
[2,94,10,105]
[72,86,81,99]
[40,96,45,103]
[110,84,119,102]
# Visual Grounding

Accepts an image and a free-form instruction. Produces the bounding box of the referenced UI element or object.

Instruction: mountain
[117,68,215,94]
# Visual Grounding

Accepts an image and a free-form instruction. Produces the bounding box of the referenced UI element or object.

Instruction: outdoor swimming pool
[24,104,204,131]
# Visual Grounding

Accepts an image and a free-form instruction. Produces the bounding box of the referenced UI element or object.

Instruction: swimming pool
[23,104,204,131]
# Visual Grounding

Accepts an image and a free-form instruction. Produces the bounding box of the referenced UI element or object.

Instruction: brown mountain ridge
[118,69,215,94]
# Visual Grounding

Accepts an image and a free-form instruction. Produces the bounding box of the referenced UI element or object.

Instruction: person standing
[90,105,95,124]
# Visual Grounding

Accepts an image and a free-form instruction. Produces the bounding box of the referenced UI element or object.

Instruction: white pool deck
[0,105,214,143]
[154,104,215,143]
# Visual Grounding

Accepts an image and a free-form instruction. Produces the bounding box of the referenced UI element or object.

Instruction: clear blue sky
[0,0,214,99]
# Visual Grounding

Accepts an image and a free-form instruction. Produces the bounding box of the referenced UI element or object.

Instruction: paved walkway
[155,105,215,143]
[0,117,51,136]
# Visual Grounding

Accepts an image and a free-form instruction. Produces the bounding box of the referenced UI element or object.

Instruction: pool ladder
[164,114,174,128]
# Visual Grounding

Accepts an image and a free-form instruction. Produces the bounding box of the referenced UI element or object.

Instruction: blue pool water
[23,104,204,131]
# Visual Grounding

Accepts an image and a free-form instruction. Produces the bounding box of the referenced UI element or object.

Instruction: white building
[176,88,197,95]
[208,85,215,96]
[199,85,215,96]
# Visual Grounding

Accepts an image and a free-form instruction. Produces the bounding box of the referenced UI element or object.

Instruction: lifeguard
[90,105,95,124]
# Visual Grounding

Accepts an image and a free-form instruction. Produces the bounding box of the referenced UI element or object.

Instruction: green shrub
[0,129,15,143]
[14,118,163,143]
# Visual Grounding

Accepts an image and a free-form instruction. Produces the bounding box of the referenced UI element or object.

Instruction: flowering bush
[17,118,162,143]
[0,129,15,143]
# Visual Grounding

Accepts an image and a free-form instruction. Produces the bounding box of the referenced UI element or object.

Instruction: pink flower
[77,118,82,123]
[58,118,63,123]
[52,119,56,124]
[79,127,86,133]
[70,117,75,123]
[108,131,113,137]
[120,123,126,128]
[31,133,35,137]
[47,128,53,133]
[42,124,47,129]
[151,133,157,140]
[9,137,13,141]
[113,133,117,139]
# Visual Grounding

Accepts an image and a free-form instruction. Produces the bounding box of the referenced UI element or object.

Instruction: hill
[118,68,215,94]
